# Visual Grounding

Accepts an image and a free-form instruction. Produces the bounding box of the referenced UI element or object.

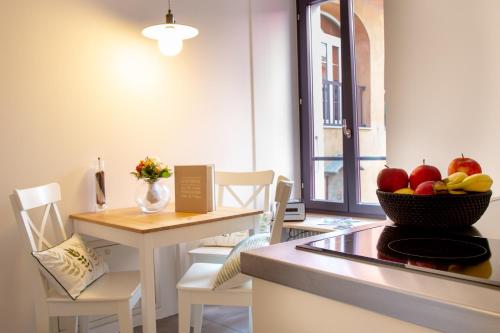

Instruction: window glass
[311,0,344,203]
[299,0,385,216]
[353,0,386,204]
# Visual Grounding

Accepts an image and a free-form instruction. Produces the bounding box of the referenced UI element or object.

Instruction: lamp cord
[166,0,174,23]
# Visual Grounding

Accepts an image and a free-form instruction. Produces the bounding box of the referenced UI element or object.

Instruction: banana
[433,181,448,193]
[447,173,493,192]
[449,190,467,195]
[463,174,493,192]
[395,188,414,195]
[443,172,468,185]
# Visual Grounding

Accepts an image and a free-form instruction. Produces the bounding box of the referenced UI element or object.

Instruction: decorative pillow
[213,233,270,290]
[32,233,108,300]
[201,213,270,247]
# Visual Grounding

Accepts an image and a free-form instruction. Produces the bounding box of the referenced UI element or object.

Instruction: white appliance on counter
[284,200,306,221]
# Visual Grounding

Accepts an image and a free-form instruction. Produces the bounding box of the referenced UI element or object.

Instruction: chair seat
[188,246,233,264]
[177,263,251,292]
[188,246,233,256]
[47,271,141,303]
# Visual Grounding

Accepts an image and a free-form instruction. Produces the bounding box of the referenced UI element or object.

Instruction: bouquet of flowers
[131,157,172,184]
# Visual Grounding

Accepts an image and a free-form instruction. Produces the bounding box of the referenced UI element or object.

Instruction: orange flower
[136,161,144,173]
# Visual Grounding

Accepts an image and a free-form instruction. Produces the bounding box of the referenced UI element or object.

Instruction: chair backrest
[270,180,293,245]
[216,170,274,211]
[10,182,68,301]
[276,175,289,183]
[12,183,68,252]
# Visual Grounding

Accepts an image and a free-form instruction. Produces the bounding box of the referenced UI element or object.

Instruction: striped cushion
[213,233,270,290]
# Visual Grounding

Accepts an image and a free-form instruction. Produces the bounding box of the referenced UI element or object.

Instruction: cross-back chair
[188,170,275,264]
[177,180,293,333]
[11,183,141,333]
[216,170,275,211]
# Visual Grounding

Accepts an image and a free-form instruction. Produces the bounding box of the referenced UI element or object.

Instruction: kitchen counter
[241,202,500,333]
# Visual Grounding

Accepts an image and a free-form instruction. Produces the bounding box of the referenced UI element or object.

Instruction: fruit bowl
[376,190,492,228]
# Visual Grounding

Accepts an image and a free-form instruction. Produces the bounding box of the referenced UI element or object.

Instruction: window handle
[342,119,352,139]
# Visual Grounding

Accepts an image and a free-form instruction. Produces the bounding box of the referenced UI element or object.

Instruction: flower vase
[135,179,171,213]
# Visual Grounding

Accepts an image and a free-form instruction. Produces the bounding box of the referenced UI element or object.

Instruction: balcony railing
[322,80,342,126]
[313,156,386,162]
[322,80,366,127]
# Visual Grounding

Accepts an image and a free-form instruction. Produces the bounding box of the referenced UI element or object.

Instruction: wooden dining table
[71,205,262,333]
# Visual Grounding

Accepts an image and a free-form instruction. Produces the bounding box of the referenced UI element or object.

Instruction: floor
[134,306,250,333]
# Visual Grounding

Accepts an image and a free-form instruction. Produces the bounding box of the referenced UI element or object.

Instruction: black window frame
[297,0,385,218]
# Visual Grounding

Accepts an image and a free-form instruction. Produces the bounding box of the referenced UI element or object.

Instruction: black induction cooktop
[297,225,500,288]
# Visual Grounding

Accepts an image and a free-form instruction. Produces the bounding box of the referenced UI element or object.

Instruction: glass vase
[135,179,171,213]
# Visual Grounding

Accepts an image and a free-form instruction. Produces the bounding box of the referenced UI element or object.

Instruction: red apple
[377,166,409,192]
[409,160,442,190]
[448,154,482,176]
[414,181,435,195]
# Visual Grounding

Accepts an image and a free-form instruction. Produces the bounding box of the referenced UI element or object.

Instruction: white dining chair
[177,180,293,333]
[188,170,275,264]
[11,183,141,333]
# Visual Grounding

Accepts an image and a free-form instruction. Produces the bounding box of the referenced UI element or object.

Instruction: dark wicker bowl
[376,190,492,228]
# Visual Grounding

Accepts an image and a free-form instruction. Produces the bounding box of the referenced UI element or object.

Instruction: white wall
[385,0,500,195]
[0,0,299,331]
[251,0,301,197]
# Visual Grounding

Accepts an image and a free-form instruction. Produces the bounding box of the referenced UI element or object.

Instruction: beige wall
[385,0,500,196]
[251,0,301,191]
[0,0,299,331]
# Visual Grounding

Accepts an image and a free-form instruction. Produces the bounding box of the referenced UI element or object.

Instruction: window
[298,0,386,216]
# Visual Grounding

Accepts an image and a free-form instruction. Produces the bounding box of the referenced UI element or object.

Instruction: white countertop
[241,201,500,332]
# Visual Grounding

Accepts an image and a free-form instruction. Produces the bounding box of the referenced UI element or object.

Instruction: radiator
[285,228,324,241]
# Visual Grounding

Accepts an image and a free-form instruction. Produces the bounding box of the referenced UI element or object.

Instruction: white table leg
[139,241,157,333]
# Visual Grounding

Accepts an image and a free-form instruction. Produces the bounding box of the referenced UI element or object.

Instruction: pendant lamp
[142,0,198,56]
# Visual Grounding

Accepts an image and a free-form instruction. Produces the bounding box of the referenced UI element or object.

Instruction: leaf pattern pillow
[32,233,108,300]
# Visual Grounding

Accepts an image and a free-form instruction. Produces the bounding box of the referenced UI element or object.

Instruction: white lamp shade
[142,24,199,41]
[158,35,183,56]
